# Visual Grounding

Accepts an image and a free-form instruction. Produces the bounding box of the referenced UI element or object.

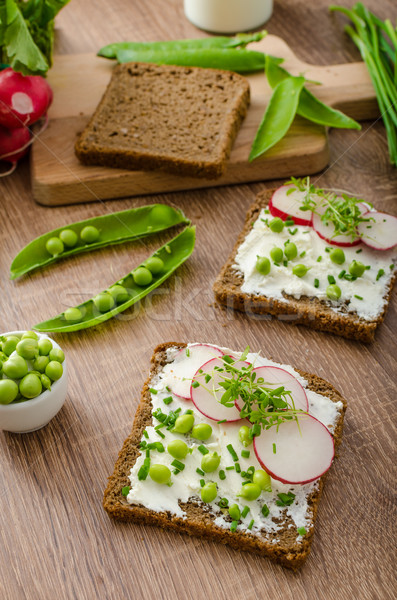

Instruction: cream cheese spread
[233,209,396,320]
[127,344,343,541]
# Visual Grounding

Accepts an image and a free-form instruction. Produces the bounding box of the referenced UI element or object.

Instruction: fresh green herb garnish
[328,275,336,285]
[196,468,205,476]
[354,295,363,300]
[171,459,185,471]
[163,396,173,405]
[230,521,238,532]
[261,504,270,518]
[198,445,209,455]
[276,491,296,507]
[241,506,250,518]
[297,526,307,536]
[226,444,239,461]
[149,388,158,394]
[273,443,277,454]
[376,269,385,281]
[241,450,250,459]
[314,278,320,288]
[219,470,226,480]
[121,486,130,497]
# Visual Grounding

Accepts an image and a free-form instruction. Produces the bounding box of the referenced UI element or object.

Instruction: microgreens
[286,176,374,240]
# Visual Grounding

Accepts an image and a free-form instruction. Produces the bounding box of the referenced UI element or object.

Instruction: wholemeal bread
[213,190,396,342]
[103,342,347,570]
[75,62,250,179]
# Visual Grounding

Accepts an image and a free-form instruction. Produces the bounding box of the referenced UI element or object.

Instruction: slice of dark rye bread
[103,342,347,570]
[75,62,250,179]
[213,189,396,343]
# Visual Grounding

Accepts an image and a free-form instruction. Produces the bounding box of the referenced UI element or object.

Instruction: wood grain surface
[0,1,396,599]
[30,34,378,206]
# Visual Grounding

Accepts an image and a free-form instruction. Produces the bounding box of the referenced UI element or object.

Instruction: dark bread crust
[103,342,347,570]
[75,62,250,179]
[213,190,396,342]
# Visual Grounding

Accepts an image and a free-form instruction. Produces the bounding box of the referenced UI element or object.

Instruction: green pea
[329,247,345,265]
[108,284,130,304]
[145,256,164,275]
[200,481,217,503]
[252,470,271,491]
[0,379,19,405]
[93,292,115,313]
[45,237,64,256]
[149,464,171,484]
[33,355,50,373]
[59,229,78,248]
[80,225,100,243]
[349,260,365,277]
[326,284,342,301]
[172,413,194,434]
[284,242,297,260]
[38,338,53,355]
[64,307,83,322]
[238,425,252,447]
[49,348,65,364]
[269,217,284,233]
[133,266,153,286]
[40,374,52,391]
[238,483,261,501]
[21,331,39,340]
[191,423,212,441]
[2,355,28,379]
[228,504,241,521]
[201,452,221,473]
[45,361,63,381]
[270,247,283,263]
[292,264,309,277]
[2,336,20,356]
[150,204,175,225]
[167,439,189,459]
[256,256,271,275]
[16,338,39,360]
[19,373,42,399]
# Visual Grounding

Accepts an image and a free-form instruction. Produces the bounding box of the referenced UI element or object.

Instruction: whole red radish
[0,125,31,162]
[0,68,53,129]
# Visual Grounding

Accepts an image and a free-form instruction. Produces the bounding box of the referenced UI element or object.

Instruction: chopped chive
[241,480,251,485]
[240,471,247,478]
[185,409,193,414]
[198,445,209,455]
[316,256,322,262]
[163,396,173,405]
[205,374,211,383]
[192,381,199,388]
[285,219,295,226]
[217,419,227,424]
[226,444,238,461]
[121,486,130,497]
[261,504,270,518]
[241,450,250,459]
[338,270,346,279]
[219,497,228,508]
[241,506,250,518]
[149,388,158,394]
[139,441,147,449]
[390,264,395,270]
[247,519,255,530]
[222,355,234,364]
[219,470,226,480]
[246,466,255,475]
[356,248,362,254]
[276,491,296,506]
[146,449,150,458]
[354,295,363,300]
[365,265,371,270]
[196,468,205,476]
[165,385,171,392]
[327,274,336,285]
[200,479,205,487]
[143,430,149,439]
[226,466,235,471]
[300,251,306,257]
[314,278,319,288]
[147,442,165,452]
[171,459,185,471]
[325,247,331,253]
[137,465,149,481]
[376,269,385,281]
[297,526,306,536]
[288,228,298,235]
[230,521,238,532]
[252,423,261,437]
[235,463,241,473]
[273,443,276,454]
[173,469,181,475]
[283,260,288,267]
[185,348,190,357]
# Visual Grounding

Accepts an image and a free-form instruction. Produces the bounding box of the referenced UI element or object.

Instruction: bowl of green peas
[0,330,68,433]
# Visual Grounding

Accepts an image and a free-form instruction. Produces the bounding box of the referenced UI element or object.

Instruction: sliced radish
[269,185,313,226]
[191,357,250,422]
[357,211,397,251]
[312,203,360,247]
[253,414,334,484]
[166,344,223,400]
[235,366,308,413]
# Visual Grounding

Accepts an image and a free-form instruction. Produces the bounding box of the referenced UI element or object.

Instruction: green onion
[235,463,241,473]
[186,348,190,357]
[163,396,173,405]
[300,251,306,257]
[285,219,295,226]
[356,248,362,253]
[354,294,363,300]
[247,519,255,530]
[192,381,200,388]
[156,430,165,439]
[288,228,298,235]
[147,442,165,452]
[219,497,229,508]
[196,468,205,476]
[198,445,209,455]
[200,479,205,487]
[297,526,307,536]
[273,443,277,454]
[171,459,185,471]
[328,274,336,284]
[241,506,250,518]
[251,423,261,437]
[149,388,158,394]
[226,466,235,471]
[376,268,385,281]
[226,444,238,461]
[241,450,250,459]
[230,521,238,532]
[314,278,320,288]
[217,419,227,424]
[276,491,296,506]
[246,466,255,475]
[261,504,270,517]
[138,465,149,480]
[317,256,322,262]
[338,269,346,279]
[121,486,130,497]
[143,430,149,439]
[390,264,395,270]
[205,374,211,383]
[219,470,226,480]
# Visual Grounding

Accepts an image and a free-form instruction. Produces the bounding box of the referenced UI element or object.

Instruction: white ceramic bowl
[0,331,68,433]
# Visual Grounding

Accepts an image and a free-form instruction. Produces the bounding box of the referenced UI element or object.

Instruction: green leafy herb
[276,491,296,507]
[241,506,250,518]
[297,526,307,536]
[261,504,270,518]
[121,486,130,497]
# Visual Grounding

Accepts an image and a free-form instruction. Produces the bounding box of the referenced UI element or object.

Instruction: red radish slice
[167,344,223,400]
[191,357,249,422]
[235,366,308,413]
[357,211,397,251]
[269,185,313,226]
[312,203,360,247]
[253,414,334,484]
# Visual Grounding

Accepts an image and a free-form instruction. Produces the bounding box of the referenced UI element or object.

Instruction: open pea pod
[32,226,196,333]
[10,203,189,280]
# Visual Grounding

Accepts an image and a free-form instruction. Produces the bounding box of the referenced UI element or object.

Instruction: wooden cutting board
[31,34,377,206]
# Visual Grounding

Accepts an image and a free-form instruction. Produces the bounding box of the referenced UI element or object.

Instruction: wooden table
[1,1,396,598]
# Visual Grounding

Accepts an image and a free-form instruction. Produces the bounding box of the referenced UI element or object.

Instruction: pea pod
[32,226,196,333]
[98,31,267,59]
[249,75,306,161]
[116,48,266,73]
[10,204,189,280]
[265,56,361,130]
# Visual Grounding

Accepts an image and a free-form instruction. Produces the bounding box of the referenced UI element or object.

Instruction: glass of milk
[184,0,273,34]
